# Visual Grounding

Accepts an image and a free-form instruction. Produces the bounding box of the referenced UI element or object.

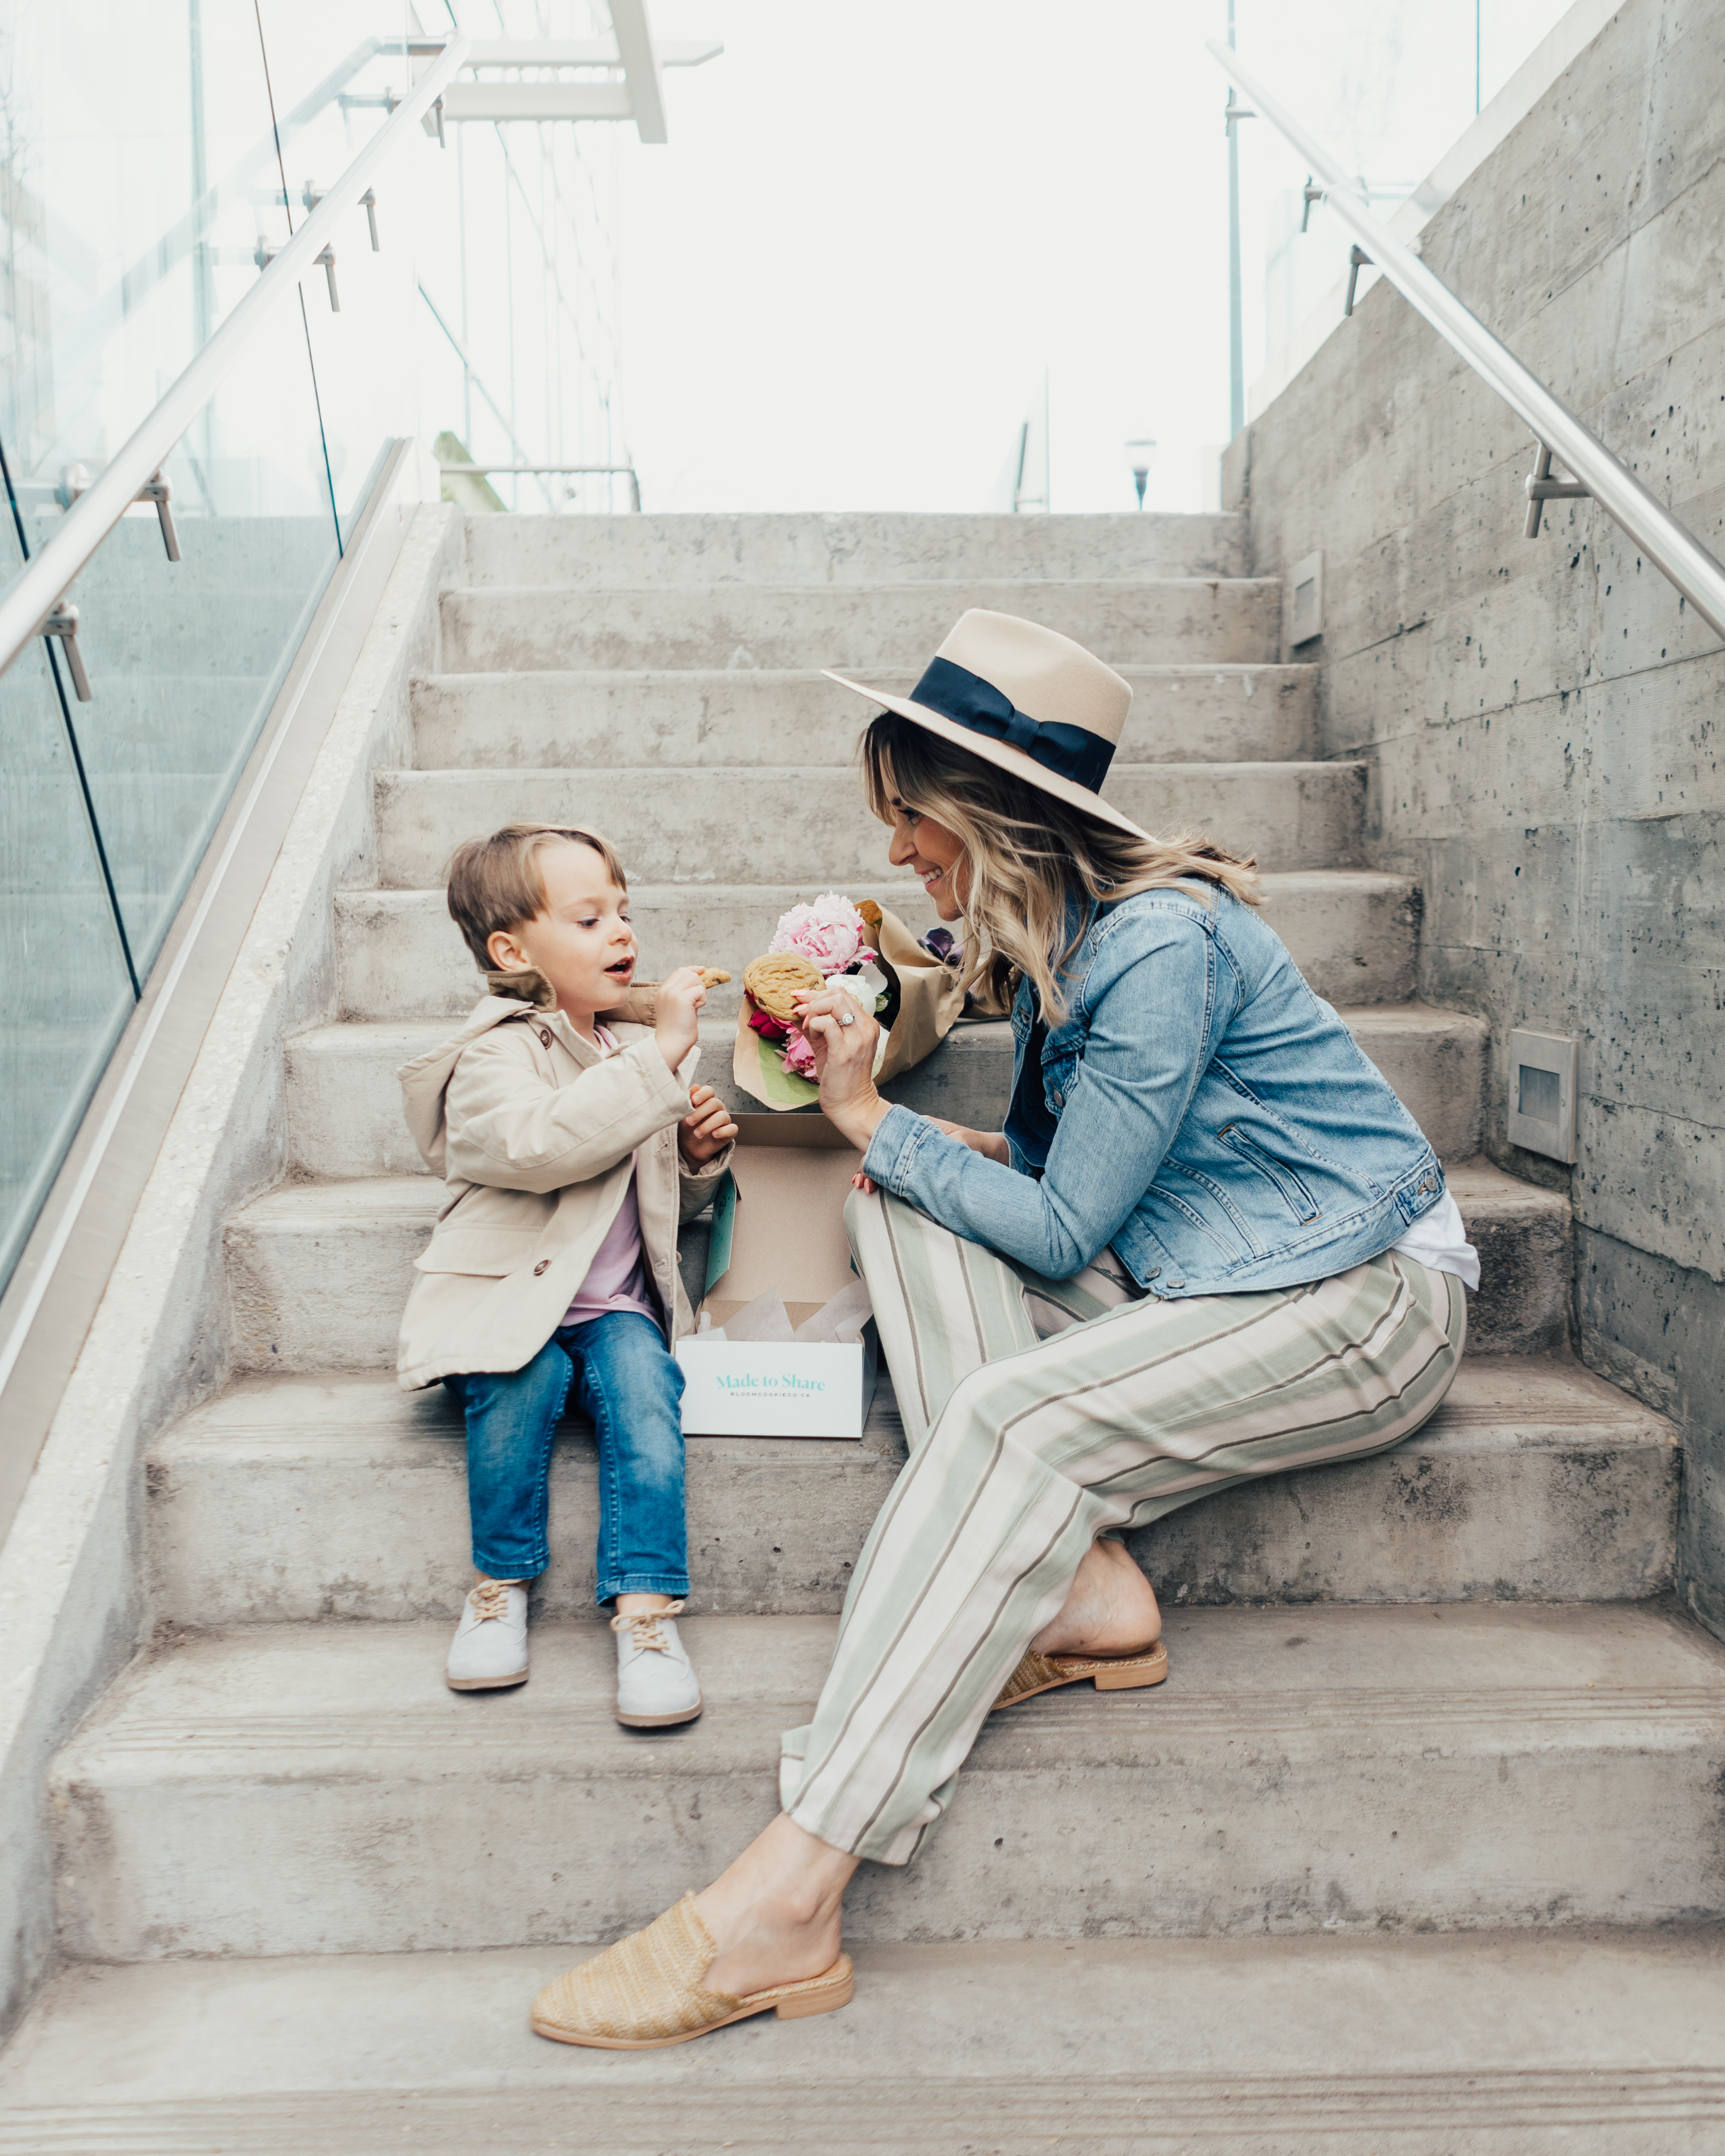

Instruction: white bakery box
[676,1114,878,1439]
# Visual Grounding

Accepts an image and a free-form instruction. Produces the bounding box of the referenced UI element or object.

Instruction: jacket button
[538,1029,552,1047]
[533,1259,550,1276]
[1051,1088,1064,1108]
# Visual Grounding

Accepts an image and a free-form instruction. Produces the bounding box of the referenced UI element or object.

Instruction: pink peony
[782,1027,818,1079]
[769,891,875,978]
[748,1005,790,1042]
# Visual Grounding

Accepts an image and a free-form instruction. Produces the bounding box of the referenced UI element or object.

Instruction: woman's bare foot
[693,1812,860,1998]
[1030,1537,1161,1659]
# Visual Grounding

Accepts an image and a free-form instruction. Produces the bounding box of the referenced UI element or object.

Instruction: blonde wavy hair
[860,712,1261,1022]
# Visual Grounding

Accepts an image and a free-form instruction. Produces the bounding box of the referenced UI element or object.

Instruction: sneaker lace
[469,1579,514,1622]
[610,1599,686,1652]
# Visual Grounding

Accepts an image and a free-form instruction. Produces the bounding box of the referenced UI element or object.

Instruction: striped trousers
[778,1189,1467,1866]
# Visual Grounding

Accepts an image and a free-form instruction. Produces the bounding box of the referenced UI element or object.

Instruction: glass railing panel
[254,0,428,544]
[0,0,403,511]
[46,349,342,979]
[0,467,137,1289]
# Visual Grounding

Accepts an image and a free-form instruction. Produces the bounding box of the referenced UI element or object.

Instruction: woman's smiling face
[885,795,970,922]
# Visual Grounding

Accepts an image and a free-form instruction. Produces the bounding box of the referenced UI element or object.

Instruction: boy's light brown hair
[445,823,627,969]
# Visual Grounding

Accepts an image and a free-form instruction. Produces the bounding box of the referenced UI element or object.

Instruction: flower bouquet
[732,891,972,1111]
[734,893,892,1109]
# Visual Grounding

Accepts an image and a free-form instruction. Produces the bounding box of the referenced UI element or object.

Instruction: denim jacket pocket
[1042,1046,1080,1117]
[1215,1122,1322,1225]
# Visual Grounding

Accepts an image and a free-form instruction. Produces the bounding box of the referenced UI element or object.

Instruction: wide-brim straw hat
[826,608,1148,841]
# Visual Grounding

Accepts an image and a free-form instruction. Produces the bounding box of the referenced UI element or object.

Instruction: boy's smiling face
[486,838,636,1033]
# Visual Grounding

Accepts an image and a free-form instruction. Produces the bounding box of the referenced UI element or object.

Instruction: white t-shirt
[1391,1190,1479,1291]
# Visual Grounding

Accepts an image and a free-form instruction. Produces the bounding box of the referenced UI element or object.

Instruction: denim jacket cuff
[862,1103,930,1190]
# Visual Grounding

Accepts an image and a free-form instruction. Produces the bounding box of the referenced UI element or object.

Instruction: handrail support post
[1524,442,1592,538]
[136,470,180,560]
[43,598,92,701]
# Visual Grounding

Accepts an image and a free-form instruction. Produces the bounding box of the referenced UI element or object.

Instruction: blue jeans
[442,1310,689,1605]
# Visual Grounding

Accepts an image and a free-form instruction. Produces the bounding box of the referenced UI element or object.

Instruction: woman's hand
[654,965,708,1071]
[679,1083,738,1167]
[792,982,891,1155]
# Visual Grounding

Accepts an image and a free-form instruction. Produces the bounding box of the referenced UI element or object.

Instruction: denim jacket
[861,884,1445,1298]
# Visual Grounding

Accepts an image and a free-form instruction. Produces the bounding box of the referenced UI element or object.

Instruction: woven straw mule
[992,1638,1169,1710]
[531,1892,853,2049]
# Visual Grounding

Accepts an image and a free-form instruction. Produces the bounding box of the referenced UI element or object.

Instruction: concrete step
[437,578,1284,673]
[285,1015,1022,1177]
[223,1161,1567,1375]
[372,761,1365,888]
[284,1005,1485,1181]
[145,1355,1677,1628]
[47,1601,1725,1959]
[459,509,1251,586]
[411,663,1320,769]
[9,1931,1725,2156]
[334,869,1422,1022]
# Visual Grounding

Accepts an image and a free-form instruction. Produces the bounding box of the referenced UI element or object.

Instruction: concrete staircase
[5,511,1722,2151]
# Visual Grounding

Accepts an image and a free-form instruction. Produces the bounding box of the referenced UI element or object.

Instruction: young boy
[396,822,736,1726]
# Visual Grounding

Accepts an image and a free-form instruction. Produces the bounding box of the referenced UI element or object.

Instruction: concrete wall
[1226,0,1725,1639]
[0,504,460,2040]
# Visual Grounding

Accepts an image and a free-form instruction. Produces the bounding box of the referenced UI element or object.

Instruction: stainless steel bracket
[136,470,180,560]
[1344,245,1372,316]
[60,463,178,560]
[361,188,380,250]
[43,597,92,701]
[315,246,340,310]
[1524,443,1591,538]
[1300,175,1324,233]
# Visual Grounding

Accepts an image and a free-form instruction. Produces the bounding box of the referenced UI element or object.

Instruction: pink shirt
[561,1028,663,1330]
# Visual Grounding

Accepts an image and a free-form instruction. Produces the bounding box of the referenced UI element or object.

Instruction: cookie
[743,951,826,1022]
[698,968,732,988]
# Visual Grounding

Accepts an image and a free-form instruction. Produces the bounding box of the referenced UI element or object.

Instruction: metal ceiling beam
[439,81,632,123]
[462,38,721,69]
[608,0,668,143]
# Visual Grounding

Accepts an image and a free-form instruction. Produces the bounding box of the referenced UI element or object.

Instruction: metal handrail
[0,34,471,685]
[439,462,643,511]
[1207,41,1725,642]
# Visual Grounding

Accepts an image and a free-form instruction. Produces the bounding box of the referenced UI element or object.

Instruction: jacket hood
[398,983,660,1178]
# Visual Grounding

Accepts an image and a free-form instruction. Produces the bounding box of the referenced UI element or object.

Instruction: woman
[529,609,1477,2047]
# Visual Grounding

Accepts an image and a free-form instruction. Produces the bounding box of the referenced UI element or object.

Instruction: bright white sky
[610,0,1575,514]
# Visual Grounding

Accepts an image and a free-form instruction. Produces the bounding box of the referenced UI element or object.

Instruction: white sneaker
[612,1601,703,1728]
[446,1578,529,1691]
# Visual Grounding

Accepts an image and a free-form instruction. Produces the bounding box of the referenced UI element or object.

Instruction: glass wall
[417,1,630,514]
[1227,0,1577,415]
[0,0,429,1295]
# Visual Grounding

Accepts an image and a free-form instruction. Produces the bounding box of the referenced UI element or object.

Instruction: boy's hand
[679,1083,738,1166]
[655,965,709,1071]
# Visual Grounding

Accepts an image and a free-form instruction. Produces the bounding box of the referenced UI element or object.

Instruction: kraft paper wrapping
[731,902,969,1111]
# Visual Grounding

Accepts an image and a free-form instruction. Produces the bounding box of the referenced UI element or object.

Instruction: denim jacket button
[533,1259,550,1277]
[1051,1088,1064,1108]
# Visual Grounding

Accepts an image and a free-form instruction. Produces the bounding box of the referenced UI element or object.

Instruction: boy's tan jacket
[395,990,732,1391]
